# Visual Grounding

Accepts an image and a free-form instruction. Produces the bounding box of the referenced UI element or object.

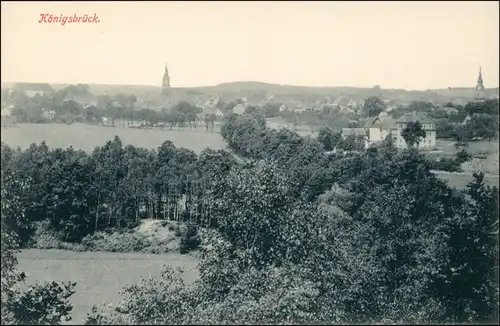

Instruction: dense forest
[1,111,499,324]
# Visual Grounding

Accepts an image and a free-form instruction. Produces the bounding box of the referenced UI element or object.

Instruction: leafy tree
[464,99,499,116]
[261,103,281,118]
[408,100,435,115]
[203,114,216,131]
[436,173,499,322]
[455,149,470,164]
[317,127,342,151]
[340,134,365,152]
[461,113,499,140]
[244,105,258,115]
[401,121,426,147]
[1,177,76,325]
[362,96,386,117]
[171,101,199,123]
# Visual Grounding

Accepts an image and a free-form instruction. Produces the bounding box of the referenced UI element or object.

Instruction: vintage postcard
[1,1,499,325]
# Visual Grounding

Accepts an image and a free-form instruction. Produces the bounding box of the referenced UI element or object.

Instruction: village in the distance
[1,63,499,173]
[1,63,499,139]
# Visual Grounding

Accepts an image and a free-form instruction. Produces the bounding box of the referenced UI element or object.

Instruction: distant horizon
[2,79,499,92]
[2,2,498,90]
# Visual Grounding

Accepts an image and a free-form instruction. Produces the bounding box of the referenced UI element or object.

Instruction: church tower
[161,62,170,95]
[475,66,485,100]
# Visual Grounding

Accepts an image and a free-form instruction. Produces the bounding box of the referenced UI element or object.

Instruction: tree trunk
[167,186,171,221]
[95,199,99,231]
[163,193,166,220]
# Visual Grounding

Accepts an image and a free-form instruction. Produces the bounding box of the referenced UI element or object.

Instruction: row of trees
[84,113,498,324]
[3,88,221,128]
[1,139,239,245]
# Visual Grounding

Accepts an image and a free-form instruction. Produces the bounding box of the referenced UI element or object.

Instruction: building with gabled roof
[366,112,436,149]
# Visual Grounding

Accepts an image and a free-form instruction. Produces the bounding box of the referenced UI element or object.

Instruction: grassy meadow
[1,123,227,154]
[433,170,499,189]
[17,249,199,325]
[435,139,498,155]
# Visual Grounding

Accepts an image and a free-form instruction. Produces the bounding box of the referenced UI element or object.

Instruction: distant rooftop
[397,112,434,124]
[366,116,397,129]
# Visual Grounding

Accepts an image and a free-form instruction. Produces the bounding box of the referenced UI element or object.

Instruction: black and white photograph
[1,1,499,325]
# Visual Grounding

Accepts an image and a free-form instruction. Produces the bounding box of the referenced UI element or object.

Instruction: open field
[17,249,199,325]
[435,139,499,156]
[433,170,499,189]
[1,123,227,154]
[432,140,499,175]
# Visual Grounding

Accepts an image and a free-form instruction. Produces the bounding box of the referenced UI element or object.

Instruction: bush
[429,157,462,172]
[179,224,201,254]
[3,281,76,325]
[81,231,154,253]
[29,220,195,254]
[1,208,77,325]
[79,222,188,254]
[30,222,87,251]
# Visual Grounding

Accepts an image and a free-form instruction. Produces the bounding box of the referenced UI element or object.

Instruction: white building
[366,113,436,149]
[232,104,246,115]
[25,90,44,97]
[1,105,14,117]
[215,109,224,118]
[365,117,396,145]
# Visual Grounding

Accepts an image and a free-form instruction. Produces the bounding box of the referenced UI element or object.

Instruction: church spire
[161,62,170,95]
[475,66,485,100]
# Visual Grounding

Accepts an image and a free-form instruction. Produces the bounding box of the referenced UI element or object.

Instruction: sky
[1,1,499,90]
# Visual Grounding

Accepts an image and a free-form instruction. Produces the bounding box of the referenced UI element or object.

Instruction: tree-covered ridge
[1,111,498,324]
[85,134,497,324]
[0,138,239,246]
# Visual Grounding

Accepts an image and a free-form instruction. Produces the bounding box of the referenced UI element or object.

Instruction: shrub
[3,281,76,325]
[1,207,77,325]
[31,222,87,251]
[429,157,461,172]
[81,231,154,253]
[179,224,201,254]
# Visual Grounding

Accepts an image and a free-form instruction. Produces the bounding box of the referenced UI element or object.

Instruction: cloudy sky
[1,1,498,90]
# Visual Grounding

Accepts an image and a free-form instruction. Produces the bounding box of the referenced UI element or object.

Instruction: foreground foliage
[2,112,498,324]
[1,180,76,325]
[84,128,499,324]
